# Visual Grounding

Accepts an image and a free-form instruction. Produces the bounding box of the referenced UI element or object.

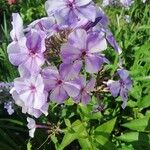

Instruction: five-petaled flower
[107,69,132,109]
[61,29,108,73]
[10,75,48,118]
[72,76,96,104]
[45,0,97,25]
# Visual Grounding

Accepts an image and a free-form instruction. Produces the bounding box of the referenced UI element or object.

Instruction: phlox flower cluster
[102,0,148,8]
[7,0,132,122]
[102,0,134,9]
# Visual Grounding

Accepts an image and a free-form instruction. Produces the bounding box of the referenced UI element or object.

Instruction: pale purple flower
[7,29,46,74]
[73,76,96,104]
[61,29,107,73]
[45,0,97,26]
[10,74,48,118]
[10,13,24,42]
[120,0,134,9]
[41,66,80,103]
[4,101,14,115]
[27,117,36,138]
[107,69,132,109]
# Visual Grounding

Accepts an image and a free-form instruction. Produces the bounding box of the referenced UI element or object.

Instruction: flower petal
[68,29,87,49]
[117,69,129,80]
[85,54,104,73]
[81,92,91,105]
[50,86,68,103]
[61,43,81,63]
[120,88,128,109]
[10,13,24,41]
[76,4,96,22]
[63,81,80,97]
[75,0,92,6]
[59,60,82,80]
[87,32,107,53]
[26,30,45,52]
[45,0,66,16]
[85,77,96,92]
[7,42,28,66]
[107,80,120,97]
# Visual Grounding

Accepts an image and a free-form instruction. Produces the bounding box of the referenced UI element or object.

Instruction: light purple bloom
[10,13,24,42]
[73,76,96,104]
[4,101,14,115]
[45,0,96,26]
[10,74,48,118]
[120,0,134,9]
[61,29,107,73]
[27,117,36,138]
[41,66,80,103]
[107,69,132,109]
[7,29,46,74]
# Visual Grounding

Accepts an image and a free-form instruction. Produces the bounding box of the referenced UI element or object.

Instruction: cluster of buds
[7,0,132,136]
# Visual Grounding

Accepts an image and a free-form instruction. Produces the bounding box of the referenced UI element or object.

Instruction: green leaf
[117,132,139,142]
[58,120,87,150]
[51,134,59,149]
[94,118,117,150]
[95,133,117,150]
[64,119,71,127]
[116,132,150,143]
[122,116,150,132]
[58,130,77,150]
[138,95,150,109]
[78,138,92,150]
[95,118,117,133]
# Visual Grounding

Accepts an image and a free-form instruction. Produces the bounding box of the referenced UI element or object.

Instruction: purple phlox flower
[106,31,122,54]
[45,0,96,26]
[27,117,36,138]
[4,101,14,115]
[107,69,132,109]
[10,13,24,42]
[61,29,107,73]
[7,29,46,75]
[73,76,96,104]
[120,0,134,9]
[10,74,48,118]
[41,65,80,103]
